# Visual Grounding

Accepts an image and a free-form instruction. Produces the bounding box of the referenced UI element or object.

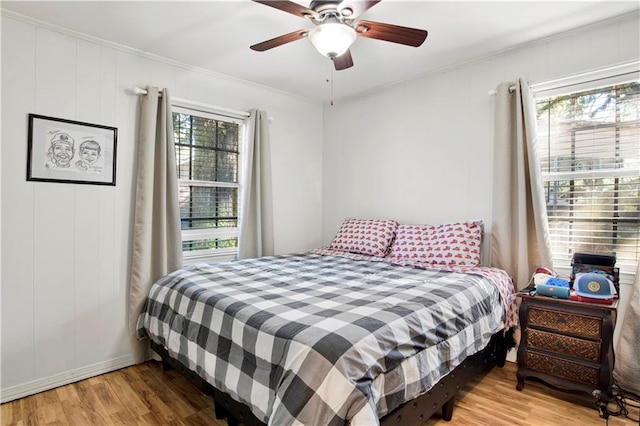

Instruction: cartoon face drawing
[47,133,75,168]
[74,139,103,172]
[79,140,101,165]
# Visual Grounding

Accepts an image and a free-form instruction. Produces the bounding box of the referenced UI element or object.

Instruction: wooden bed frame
[150,330,512,425]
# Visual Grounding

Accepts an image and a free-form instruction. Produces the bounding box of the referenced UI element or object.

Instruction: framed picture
[27,114,118,186]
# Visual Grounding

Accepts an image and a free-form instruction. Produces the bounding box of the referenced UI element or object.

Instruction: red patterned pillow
[389,221,483,266]
[329,218,399,257]
[388,224,432,260]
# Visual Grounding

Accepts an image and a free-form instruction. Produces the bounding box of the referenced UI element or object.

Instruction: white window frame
[172,101,249,264]
[532,61,640,282]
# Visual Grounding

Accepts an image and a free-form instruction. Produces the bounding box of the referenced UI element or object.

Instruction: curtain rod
[487,85,516,96]
[132,87,251,118]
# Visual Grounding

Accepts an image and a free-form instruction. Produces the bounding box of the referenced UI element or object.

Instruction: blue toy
[546,277,570,288]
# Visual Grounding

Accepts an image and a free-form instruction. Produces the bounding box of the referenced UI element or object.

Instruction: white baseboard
[0,354,136,403]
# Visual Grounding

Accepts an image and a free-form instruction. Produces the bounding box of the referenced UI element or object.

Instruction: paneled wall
[1,14,323,401]
[322,12,639,357]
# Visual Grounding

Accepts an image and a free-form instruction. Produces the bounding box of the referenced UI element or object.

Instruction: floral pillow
[329,218,399,257]
[389,221,483,266]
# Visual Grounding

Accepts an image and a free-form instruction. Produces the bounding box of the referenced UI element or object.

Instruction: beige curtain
[238,109,274,259]
[491,79,553,290]
[613,262,640,395]
[128,87,183,363]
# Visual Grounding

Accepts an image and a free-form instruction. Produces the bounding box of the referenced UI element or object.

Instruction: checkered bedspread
[137,253,505,425]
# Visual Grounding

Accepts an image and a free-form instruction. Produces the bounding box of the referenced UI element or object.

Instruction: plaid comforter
[137,253,505,425]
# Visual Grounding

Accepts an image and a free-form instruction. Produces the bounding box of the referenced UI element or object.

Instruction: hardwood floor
[2,361,638,425]
[425,362,638,426]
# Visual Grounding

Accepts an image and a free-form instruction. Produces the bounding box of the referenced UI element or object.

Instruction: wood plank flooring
[2,361,638,425]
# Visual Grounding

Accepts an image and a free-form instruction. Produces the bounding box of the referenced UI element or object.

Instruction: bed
[136,219,517,425]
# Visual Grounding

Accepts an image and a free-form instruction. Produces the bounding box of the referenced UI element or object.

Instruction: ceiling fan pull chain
[330,66,335,106]
[331,69,334,106]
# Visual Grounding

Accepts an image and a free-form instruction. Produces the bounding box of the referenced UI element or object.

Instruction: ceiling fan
[250,0,428,71]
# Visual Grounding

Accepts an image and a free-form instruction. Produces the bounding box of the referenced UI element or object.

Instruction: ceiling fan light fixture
[308,22,356,59]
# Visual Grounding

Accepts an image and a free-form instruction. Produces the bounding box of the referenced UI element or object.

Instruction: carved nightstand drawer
[527,329,600,362]
[528,307,601,340]
[525,351,599,386]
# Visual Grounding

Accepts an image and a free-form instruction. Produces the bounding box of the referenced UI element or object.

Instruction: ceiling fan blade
[252,0,318,19]
[333,49,354,70]
[250,29,309,52]
[354,20,428,47]
[337,1,381,19]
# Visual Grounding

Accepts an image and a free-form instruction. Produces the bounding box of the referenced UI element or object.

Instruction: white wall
[1,14,323,401]
[322,12,639,354]
[323,12,639,241]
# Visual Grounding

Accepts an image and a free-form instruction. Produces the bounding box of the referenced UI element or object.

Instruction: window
[172,106,243,261]
[535,79,640,272]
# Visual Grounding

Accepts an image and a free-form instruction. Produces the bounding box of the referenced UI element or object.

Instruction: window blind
[535,80,640,271]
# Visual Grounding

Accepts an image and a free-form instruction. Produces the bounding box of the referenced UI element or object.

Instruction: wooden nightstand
[516,294,617,409]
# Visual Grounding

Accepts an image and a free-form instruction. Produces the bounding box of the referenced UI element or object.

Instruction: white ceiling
[2,1,639,102]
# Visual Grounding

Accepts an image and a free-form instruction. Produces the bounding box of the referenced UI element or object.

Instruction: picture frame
[27,114,118,186]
